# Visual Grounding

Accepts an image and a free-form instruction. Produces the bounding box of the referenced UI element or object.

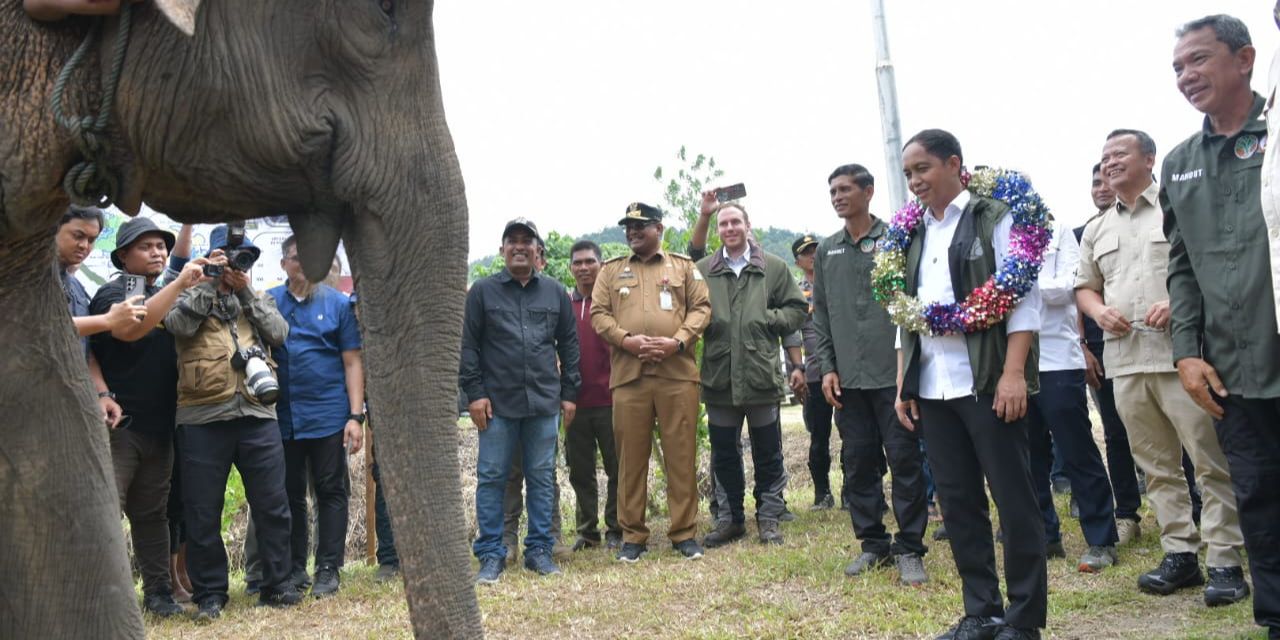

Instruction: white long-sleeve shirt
[1037,221,1085,372]
[912,190,1042,400]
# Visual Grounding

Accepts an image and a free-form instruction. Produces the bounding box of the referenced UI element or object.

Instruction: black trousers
[708,404,786,524]
[283,430,351,572]
[180,417,292,605]
[1027,370,1118,546]
[836,386,926,556]
[803,381,841,499]
[1086,341,1142,521]
[1215,396,1280,637]
[919,396,1047,630]
[370,459,399,567]
[564,405,620,541]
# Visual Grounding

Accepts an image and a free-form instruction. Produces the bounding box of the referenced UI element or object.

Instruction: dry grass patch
[146,405,1265,639]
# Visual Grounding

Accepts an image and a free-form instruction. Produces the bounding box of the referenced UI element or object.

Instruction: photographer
[163,224,299,621]
[87,218,211,617]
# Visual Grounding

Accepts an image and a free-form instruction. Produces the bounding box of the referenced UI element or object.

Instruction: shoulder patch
[605,255,627,264]
[668,252,692,260]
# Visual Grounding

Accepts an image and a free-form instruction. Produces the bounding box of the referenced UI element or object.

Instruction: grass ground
[146,405,1264,639]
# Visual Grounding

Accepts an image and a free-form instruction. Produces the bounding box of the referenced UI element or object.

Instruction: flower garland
[870,167,1051,336]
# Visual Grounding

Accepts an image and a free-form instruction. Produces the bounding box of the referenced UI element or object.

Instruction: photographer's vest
[174,309,273,409]
[899,195,1039,401]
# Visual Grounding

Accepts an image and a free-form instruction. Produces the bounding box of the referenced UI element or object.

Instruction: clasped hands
[622,334,679,363]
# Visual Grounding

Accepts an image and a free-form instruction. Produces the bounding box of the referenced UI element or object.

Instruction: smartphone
[716,183,747,202]
[123,274,146,300]
[202,264,224,278]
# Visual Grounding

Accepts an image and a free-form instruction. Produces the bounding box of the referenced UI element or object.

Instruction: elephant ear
[154,0,202,36]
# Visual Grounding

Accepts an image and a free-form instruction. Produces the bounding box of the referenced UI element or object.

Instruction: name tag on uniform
[659,288,673,310]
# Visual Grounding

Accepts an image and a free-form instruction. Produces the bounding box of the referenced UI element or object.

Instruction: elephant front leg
[0,233,144,639]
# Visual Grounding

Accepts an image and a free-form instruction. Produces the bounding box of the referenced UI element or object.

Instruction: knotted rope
[49,2,135,208]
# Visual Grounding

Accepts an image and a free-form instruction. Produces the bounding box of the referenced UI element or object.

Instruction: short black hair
[828,164,875,189]
[1092,162,1102,176]
[58,205,105,230]
[904,129,963,166]
[1177,14,1252,53]
[281,234,298,257]
[570,239,601,261]
[1106,129,1157,157]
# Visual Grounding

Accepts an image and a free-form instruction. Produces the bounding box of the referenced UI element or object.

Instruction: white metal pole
[870,0,908,209]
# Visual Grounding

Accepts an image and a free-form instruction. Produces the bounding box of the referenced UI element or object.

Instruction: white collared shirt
[1037,222,1085,372]
[910,189,1042,400]
[724,243,751,276]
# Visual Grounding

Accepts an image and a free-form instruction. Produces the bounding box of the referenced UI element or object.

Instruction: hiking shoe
[289,568,312,591]
[375,563,400,583]
[192,598,223,624]
[1204,566,1250,606]
[928,502,943,522]
[523,549,562,576]
[933,523,950,541]
[244,579,260,596]
[845,551,892,576]
[896,553,928,585]
[257,585,304,608]
[758,519,784,545]
[703,521,747,548]
[1138,552,1204,595]
[552,539,572,562]
[142,592,184,618]
[935,615,1003,640]
[1078,545,1117,573]
[605,531,623,550]
[1046,540,1067,559]
[311,564,340,598]
[1116,518,1141,546]
[1052,477,1071,495]
[994,626,1041,640]
[571,537,600,552]
[475,556,505,584]
[616,542,646,563]
[778,508,797,522]
[812,493,835,511]
[672,538,704,560]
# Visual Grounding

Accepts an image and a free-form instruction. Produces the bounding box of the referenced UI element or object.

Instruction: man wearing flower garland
[1163,13,1280,633]
[811,164,929,586]
[1077,128,1246,605]
[688,193,808,547]
[889,129,1047,640]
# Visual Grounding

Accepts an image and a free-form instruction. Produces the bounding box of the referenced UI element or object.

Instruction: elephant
[0,1,482,637]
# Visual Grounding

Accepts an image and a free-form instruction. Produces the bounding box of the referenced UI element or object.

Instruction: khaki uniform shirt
[1076,181,1175,378]
[590,250,712,389]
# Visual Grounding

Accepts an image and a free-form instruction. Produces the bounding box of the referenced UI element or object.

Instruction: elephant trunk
[343,142,481,637]
[0,232,145,639]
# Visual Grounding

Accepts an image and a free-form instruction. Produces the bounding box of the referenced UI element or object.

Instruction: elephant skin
[0,2,481,638]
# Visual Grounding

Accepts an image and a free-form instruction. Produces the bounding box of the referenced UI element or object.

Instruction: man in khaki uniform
[1076,129,1245,603]
[591,202,712,563]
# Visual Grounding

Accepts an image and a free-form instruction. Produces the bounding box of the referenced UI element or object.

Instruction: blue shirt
[61,266,91,356]
[268,284,361,439]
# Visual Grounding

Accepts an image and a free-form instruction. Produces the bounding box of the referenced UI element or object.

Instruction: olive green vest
[899,195,1039,400]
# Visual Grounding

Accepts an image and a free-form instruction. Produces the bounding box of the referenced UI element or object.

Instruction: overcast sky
[433,1,1280,261]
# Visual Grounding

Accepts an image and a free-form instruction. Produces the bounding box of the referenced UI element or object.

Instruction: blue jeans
[473,414,559,560]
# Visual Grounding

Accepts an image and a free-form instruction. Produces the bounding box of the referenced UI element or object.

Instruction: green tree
[653,146,725,256]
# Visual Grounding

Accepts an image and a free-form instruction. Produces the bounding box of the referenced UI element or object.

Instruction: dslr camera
[222,222,261,272]
[231,346,279,404]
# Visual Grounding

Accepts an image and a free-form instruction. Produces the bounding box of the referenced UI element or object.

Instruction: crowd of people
[458,13,1280,640]
[52,10,1280,640]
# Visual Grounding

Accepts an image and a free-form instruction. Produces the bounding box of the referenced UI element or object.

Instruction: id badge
[659,288,673,311]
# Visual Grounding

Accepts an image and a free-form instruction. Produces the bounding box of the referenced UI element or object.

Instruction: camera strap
[223,294,266,355]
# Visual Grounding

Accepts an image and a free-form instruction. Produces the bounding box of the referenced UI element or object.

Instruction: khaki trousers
[612,376,700,545]
[1113,372,1243,567]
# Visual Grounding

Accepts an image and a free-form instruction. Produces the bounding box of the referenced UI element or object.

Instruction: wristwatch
[676,339,686,352]
[347,413,366,425]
